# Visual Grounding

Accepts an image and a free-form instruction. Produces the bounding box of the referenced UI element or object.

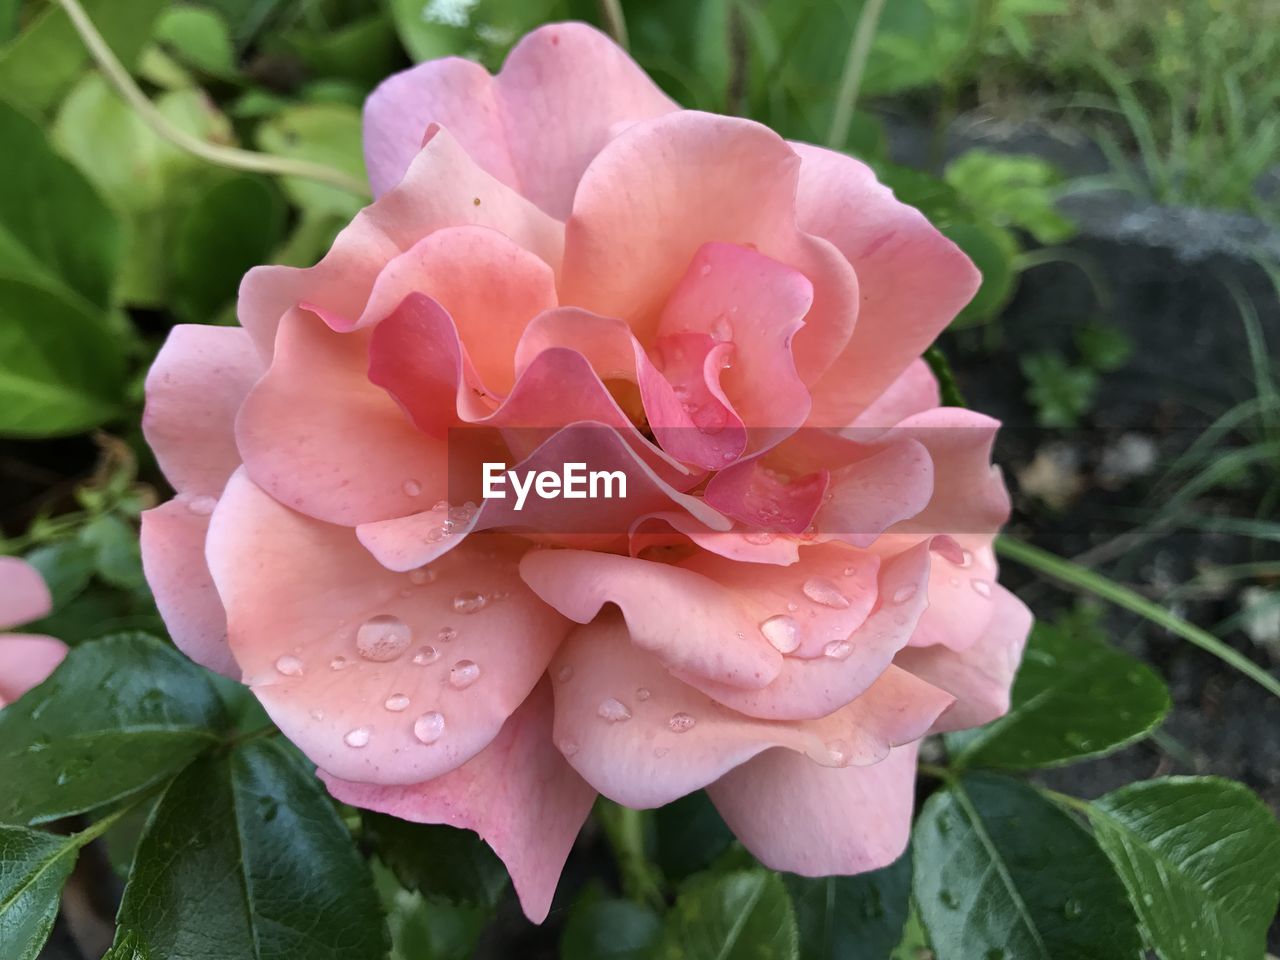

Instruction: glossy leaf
[0,633,227,825]
[947,612,1170,770]
[0,825,80,960]
[785,852,912,960]
[114,739,388,960]
[913,773,1141,960]
[561,897,662,960]
[654,790,734,882]
[659,869,798,960]
[1088,777,1280,960]
[362,813,509,908]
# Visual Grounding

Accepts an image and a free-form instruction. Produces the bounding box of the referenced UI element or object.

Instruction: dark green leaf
[654,790,733,882]
[913,773,1141,960]
[786,851,912,960]
[1021,350,1097,429]
[171,175,287,322]
[1088,777,1280,960]
[23,539,97,609]
[0,825,80,960]
[561,896,662,960]
[658,869,798,960]
[78,514,146,590]
[363,812,509,908]
[114,739,388,960]
[0,633,227,825]
[102,930,154,960]
[947,611,1170,769]
[0,101,121,309]
[373,861,487,960]
[1075,322,1132,373]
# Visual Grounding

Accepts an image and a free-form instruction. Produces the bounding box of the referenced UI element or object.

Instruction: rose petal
[206,469,569,785]
[0,634,67,707]
[0,557,51,631]
[848,359,940,432]
[322,680,594,923]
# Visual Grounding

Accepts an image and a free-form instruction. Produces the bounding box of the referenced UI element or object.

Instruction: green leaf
[387,0,558,68]
[255,103,367,218]
[942,221,1018,326]
[0,633,227,825]
[0,276,128,437]
[913,773,1141,960]
[1021,350,1097,429]
[373,861,487,960]
[943,151,1075,245]
[0,825,80,960]
[171,175,287,322]
[947,609,1170,770]
[658,869,798,960]
[362,813,509,908]
[785,852,912,960]
[654,790,734,882]
[0,100,121,309]
[78,513,146,590]
[1075,322,1132,373]
[23,538,97,609]
[153,5,236,76]
[1088,777,1280,960]
[114,739,389,960]
[561,896,662,960]
[102,930,154,960]
[0,0,167,112]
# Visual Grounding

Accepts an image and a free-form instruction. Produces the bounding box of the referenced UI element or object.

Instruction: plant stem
[996,536,1280,699]
[597,800,665,909]
[55,0,369,197]
[597,0,629,50]
[826,0,887,149]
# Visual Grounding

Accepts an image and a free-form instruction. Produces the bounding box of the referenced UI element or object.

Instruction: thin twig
[55,0,369,197]
[826,0,887,148]
[597,0,629,50]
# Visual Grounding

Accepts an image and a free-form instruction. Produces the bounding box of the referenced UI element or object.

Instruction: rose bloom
[141,24,1029,921]
[0,558,67,708]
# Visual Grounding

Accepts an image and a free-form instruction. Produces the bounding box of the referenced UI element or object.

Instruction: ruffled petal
[0,557,51,631]
[548,612,949,808]
[848,359,940,432]
[322,680,594,923]
[205,469,569,785]
[708,740,921,876]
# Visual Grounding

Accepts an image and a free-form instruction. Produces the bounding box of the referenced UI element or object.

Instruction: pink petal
[704,457,828,535]
[708,740,921,876]
[142,324,262,499]
[815,439,934,548]
[628,513,802,567]
[790,142,981,425]
[560,112,858,384]
[675,540,932,719]
[140,499,236,678]
[205,469,570,785]
[238,126,563,359]
[236,308,450,526]
[643,333,746,468]
[0,557,51,631]
[895,583,1031,732]
[322,680,595,923]
[549,612,949,809]
[364,23,677,216]
[0,634,67,707]
[849,359,940,431]
[907,535,1000,652]
[520,549,783,690]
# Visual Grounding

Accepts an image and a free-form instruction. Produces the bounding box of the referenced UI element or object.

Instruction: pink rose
[141,23,1030,921]
[0,558,67,708]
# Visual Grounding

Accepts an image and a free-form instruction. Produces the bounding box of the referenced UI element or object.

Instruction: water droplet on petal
[329,656,351,671]
[698,262,712,277]
[402,479,422,497]
[786,601,799,612]
[743,531,775,545]
[971,578,992,598]
[825,739,851,766]
[558,736,580,756]
[711,314,732,342]
[275,655,304,677]
[187,495,217,516]
[635,687,651,701]
[356,614,412,662]
[412,645,439,665]
[453,591,487,614]
[408,568,433,585]
[824,639,852,660]
[437,626,457,643]
[557,665,574,683]
[892,584,918,604]
[759,614,801,653]
[309,709,324,721]
[803,577,851,609]
[413,711,445,744]
[448,660,481,689]
[668,712,696,733]
[598,698,632,722]
[344,727,371,748]
[384,694,410,712]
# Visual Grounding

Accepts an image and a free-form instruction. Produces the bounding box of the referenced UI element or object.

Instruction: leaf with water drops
[658,868,798,960]
[114,739,387,960]
[913,773,1141,960]
[362,812,509,909]
[0,633,228,825]
[1087,777,1280,960]
[785,851,912,960]
[947,610,1170,770]
[0,825,81,960]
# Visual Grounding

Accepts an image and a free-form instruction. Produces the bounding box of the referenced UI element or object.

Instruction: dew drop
[412,645,439,665]
[557,665,574,683]
[598,697,632,722]
[711,314,733,342]
[743,531,775,545]
[309,709,324,721]
[635,687,651,701]
[558,736,580,757]
[892,584,918,604]
[971,578,992,598]
[275,655,304,677]
[384,694,411,712]
[698,262,712,277]
[759,614,801,653]
[187,495,217,516]
[1062,898,1083,920]
[453,591,488,614]
[402,478,422,497]
[448,659,481,689]
[437,625,457,643]
[940,890,959,909]
[823,639,853,660]
[825,739,851,766]
[413,711,445,745]
[668,712,696,733]
[408,568,433,585]
[802,577,851,609]
[356,614,413,662]
[344,727,371,748]
[329,656,351,671]
[786,601,799,612]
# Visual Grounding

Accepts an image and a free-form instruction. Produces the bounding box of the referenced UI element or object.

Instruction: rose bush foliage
[140,23,1029,921]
